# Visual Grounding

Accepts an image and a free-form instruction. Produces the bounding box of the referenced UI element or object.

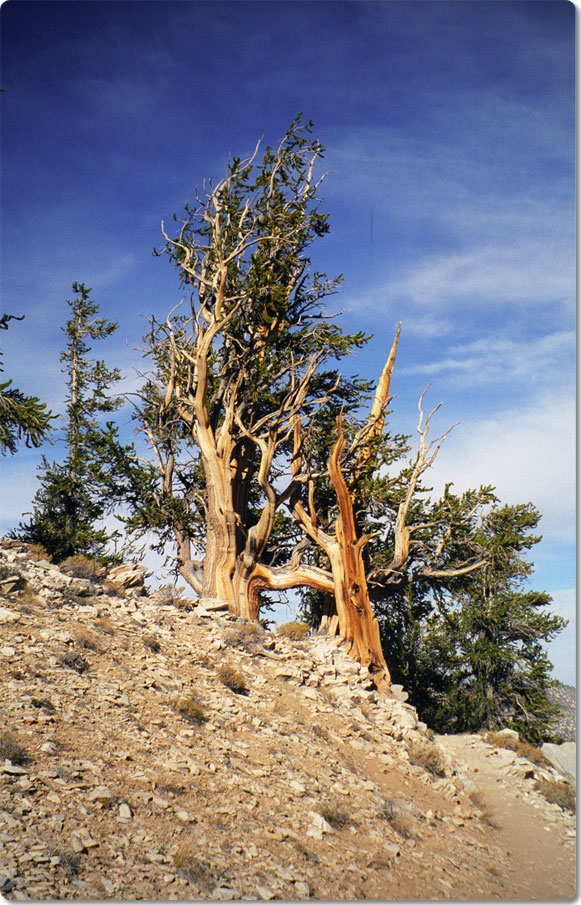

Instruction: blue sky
[0,1,575,683]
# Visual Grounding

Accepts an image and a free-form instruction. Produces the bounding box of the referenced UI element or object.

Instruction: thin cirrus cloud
[423,389,575,546]
[397,330,575,386]
[384,242,573,309]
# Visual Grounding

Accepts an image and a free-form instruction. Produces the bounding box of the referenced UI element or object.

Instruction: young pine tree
[17,284,126,563]
[414,503,566,744]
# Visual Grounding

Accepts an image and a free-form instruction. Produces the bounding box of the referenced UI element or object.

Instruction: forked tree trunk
[326,418,392,691]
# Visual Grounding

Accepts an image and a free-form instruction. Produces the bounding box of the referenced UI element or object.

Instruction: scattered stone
[308,811,334,834]
[86,786,114,803]
[197,597,229,612]
[495,728,520,741]
[0,606,20,624]
[255,885,276,899]
[107,563,147,590]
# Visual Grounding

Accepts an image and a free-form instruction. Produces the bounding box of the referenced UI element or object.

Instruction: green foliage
[127,116,374,583]
[0,313,53,454]
[386,503,565,744]
[15,284,133,563]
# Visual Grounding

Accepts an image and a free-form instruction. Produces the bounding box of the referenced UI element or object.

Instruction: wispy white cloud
[424,389,575,544]
[398,329,575,386]
[384,241,573,309]
[544,587,576,687]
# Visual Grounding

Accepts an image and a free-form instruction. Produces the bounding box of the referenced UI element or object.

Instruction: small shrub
[0,564,20,580]
[377,800,417,838]
[31,697,55,712]
[223,621,264,652]
[62,652,89,674]
[58,852,82,877]
[277,621,311,641]
[406,738,447,777]
[25,543,52,562]
[176,693,208,725]
[155,771,186,794]
[217,663,249,695]
[173,845,216,888]
[94,615,116,635]
[143,633,161,653]
[0,733,31,765]
[60,555,105,582]
[74,630,100,651]
[154,584,192,609]
[320,805,352,828]
[534,778,575,813]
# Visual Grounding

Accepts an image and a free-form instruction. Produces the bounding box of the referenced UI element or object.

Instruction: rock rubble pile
[0,541,575,900]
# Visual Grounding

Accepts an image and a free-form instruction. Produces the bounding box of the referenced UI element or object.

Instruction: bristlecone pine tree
[17,283,126,563]
[121,116,563,702]
[0,314,53,454]
[126,115,373,621]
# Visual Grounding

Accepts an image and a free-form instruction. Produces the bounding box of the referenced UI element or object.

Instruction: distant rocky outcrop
[547,683,576,742]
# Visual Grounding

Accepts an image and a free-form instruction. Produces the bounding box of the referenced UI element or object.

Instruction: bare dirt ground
[437,733,576,900]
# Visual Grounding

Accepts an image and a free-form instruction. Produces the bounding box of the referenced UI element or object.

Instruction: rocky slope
[547,683,576,742]
[0,541,575,900]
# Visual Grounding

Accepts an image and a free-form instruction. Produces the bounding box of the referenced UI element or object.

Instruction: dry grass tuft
[60,554,106,582]
[74,630,100,652]
[24,542,52,562]
[154,771,187,794]
[0,732,32,765]
[406,737,447,776]
[319,804,352,828]
[173,844,216,888]
[483,731,550,766]
[61,652,89,674]
[277,621,311,641]
[377,799,418,838]
[143,633,161,653]
[94,615,116,635]
[534,778,575,813]
[223,621,264,652]
[175,693,208,725]
[217,663,249,695]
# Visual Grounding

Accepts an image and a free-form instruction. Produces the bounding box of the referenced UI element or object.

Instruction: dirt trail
[437,733,576,900]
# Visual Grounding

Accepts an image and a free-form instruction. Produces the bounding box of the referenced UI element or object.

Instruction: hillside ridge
[0,541,575,900]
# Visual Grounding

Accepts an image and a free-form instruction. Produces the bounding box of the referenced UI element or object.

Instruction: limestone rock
[107,563,147,590]
[541,742,576,785]
[197,597,229,613]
